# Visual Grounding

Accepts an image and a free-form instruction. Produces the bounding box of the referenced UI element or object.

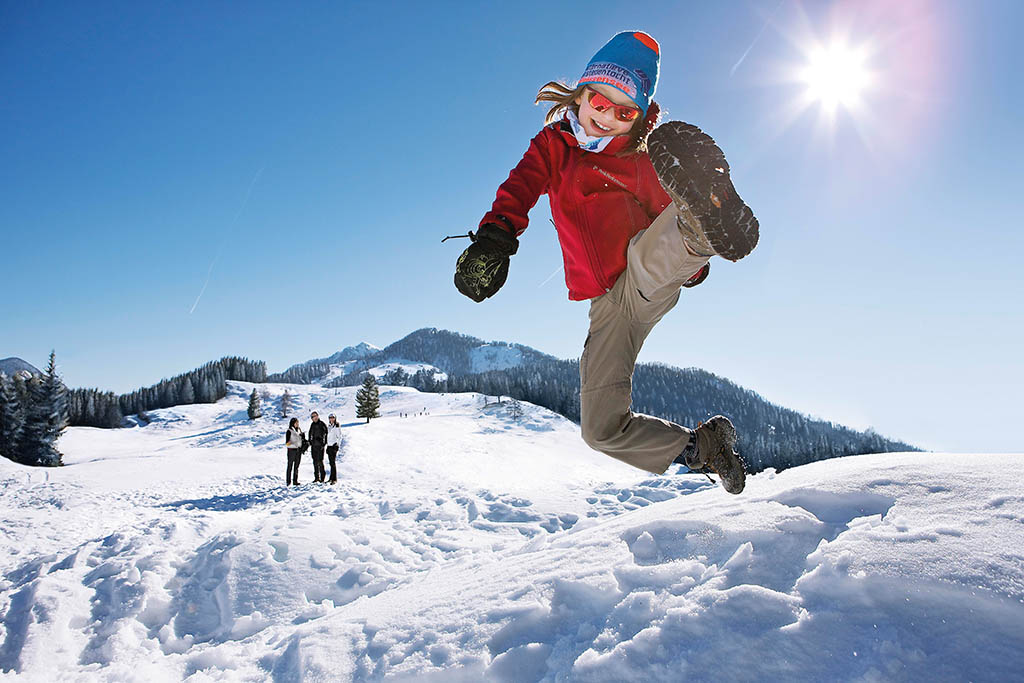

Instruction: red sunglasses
[586,88,641,122]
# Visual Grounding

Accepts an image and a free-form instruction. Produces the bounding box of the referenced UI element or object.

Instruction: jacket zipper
[567,154,613,294]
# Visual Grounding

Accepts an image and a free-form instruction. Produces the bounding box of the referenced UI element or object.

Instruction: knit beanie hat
[578,31,660,114]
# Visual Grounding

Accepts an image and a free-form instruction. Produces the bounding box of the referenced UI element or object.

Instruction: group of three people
[285,411,343,485]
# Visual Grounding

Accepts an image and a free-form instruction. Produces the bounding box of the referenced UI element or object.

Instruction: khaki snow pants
[579,204,712,474]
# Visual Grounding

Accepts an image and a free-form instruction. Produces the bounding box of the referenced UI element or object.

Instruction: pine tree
[84,392,96,424]
[280,390,291,418]
[247,388,262,420]
[382,367,409,386]
[0,374,23,461]
[181,377,196,404]
[20,351,67,467]
[198,376,213,403]
[355,374,380,423]
[103,400,122,428]
[160,382,176,408]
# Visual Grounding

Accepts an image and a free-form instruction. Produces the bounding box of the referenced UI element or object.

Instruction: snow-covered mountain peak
[331,341,379,362]
[0,356,41,378]
[270,328,557,388]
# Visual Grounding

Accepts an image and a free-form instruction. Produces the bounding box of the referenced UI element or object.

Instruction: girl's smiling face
[575,83,640,138]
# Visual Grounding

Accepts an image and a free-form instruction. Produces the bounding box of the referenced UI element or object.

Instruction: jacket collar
[553,118,632,155]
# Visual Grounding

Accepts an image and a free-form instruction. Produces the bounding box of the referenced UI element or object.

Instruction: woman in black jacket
[285,417,305,485]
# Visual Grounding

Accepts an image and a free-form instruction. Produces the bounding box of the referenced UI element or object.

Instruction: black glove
[454,223,519,302]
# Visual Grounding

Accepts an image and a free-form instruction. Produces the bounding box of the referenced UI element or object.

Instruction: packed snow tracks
[1,383,1022,680]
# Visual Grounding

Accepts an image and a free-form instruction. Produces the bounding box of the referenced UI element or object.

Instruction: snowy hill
[268,342,381,385]
[370,328,556,375]
[468,342,531,374]
[0,357,40,378]
[257,329,915,473]
[0,381,1022,681]
[270,328,556,387]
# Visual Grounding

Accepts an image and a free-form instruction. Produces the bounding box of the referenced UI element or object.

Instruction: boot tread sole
[700,415,747,494]
[649,121,760,262]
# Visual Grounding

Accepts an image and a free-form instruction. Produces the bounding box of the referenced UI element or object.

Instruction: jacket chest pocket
[578,163,632,196]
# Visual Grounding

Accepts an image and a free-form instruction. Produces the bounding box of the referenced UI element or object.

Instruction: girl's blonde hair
[535,81,661,157]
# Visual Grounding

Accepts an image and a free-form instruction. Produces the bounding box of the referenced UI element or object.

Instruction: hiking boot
[688,415,746,494]
[648,121,759,262]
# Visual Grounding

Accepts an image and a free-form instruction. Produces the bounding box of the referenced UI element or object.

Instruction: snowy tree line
[324,372,369,388]
[326,367,444,392]
[266,361,332,385]
[117,356,265,418]
[628,363,918,472]
[67,357,266,426]
[364,358,917,473]
[0,352,67,467]
[67,388,122,428]
[436,362,582,422]
[381,368,411,387]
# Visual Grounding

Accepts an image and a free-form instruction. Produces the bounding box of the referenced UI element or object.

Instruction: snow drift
[0,381,1021,681]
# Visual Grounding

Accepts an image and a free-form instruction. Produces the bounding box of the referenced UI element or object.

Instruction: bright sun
[800,41,871,113]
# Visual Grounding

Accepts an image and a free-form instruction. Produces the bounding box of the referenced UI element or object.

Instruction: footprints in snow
[483,487,900,679]
[772,488,894,526]
[268,540,289,563]
[619,487,897,594]
[586,475,713,518]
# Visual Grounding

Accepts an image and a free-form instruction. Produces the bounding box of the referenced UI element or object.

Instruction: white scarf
[567,110,616,154]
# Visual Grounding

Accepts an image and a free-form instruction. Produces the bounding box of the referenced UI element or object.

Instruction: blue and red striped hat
[578,31,660,114]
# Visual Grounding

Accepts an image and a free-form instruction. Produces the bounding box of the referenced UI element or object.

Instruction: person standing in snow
[453,31,759,493]
[308,411,329,483]
[326,413,343,484]
[285,417,305,486]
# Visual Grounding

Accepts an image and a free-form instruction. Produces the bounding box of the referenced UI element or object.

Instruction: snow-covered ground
[468,344,526,374]
[1,382,1022,681]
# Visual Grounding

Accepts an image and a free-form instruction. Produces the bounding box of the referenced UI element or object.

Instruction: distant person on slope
[452,31,759,494]
[285,417,306,486]
[308,411,329,483]
[326,414,343,484]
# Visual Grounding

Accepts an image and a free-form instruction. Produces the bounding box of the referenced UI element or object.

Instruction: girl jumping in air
[453,31,759,493]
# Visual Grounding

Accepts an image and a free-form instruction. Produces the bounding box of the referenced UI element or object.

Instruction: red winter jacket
[481,120,671,300]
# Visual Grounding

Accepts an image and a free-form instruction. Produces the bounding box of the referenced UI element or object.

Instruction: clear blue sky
[2,1,1021,452]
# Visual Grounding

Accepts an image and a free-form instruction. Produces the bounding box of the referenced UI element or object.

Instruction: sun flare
[800,41,871,113]
[763,1,941,158]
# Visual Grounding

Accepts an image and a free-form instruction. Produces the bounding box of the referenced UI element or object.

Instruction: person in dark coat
[308,411,328,483]
[285,417,305,486]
